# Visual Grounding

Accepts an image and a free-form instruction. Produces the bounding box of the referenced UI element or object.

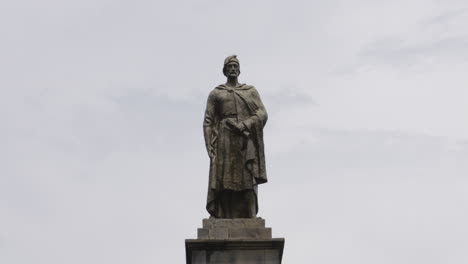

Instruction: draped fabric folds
[203,84,268,218]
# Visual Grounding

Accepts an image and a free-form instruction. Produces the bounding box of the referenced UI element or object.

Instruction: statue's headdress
[223,55,240,76]
[223,55,239,66]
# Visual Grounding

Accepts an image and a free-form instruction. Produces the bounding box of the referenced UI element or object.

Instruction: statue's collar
[216,84,251,90]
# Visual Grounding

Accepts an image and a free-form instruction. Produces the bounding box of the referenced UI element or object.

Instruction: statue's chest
[217,91,250,116]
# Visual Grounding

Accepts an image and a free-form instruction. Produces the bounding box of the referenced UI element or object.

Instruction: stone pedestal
[185,219,285,264]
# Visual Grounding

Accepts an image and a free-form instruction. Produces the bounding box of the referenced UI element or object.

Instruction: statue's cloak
[203,84,268,217]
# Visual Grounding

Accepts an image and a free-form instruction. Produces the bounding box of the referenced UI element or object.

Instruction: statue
[203,55,268,219]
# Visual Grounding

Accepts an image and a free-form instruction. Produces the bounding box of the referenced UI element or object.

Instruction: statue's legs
[218,191,232,218]
[217,190,256,218]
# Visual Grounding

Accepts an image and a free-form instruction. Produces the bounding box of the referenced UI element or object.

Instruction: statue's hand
[225,119,237,131]
[237,122,247,132]
[235,122,249,137]
[226,119,246,133]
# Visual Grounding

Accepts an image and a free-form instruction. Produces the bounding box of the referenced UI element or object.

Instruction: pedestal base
[185,219,285,264]
[185,239,284,264]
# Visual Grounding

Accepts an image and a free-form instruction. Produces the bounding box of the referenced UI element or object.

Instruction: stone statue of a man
[203,55,268,219]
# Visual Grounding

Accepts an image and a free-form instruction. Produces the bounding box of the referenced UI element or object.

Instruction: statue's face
[224,62,240,77]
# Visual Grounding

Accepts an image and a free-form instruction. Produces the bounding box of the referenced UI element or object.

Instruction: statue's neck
[225,77,239,87]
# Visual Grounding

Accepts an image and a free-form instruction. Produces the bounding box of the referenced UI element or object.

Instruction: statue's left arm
[203,90,217,158]
[242,87,268,131]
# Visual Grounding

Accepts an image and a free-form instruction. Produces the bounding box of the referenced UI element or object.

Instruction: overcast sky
[1,0,468,263]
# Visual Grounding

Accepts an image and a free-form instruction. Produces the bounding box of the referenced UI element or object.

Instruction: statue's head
[223,55,240,78]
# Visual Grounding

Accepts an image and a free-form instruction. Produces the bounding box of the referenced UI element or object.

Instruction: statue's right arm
[203,91,217,158]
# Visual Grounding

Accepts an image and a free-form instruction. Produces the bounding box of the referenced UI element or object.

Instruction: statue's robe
[203,83,268,218]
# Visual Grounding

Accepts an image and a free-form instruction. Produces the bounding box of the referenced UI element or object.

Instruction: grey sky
[1,0,467,263]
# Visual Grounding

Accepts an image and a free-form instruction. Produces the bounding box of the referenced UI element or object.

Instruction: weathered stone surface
[203,218,265,229]
[264,249,280,263]
[197,228,209,239]
[203,55,268,219]
[229,227,272,239]
[209,228,229,239]
[186,56,284,263]
[191,250,206,263]
[197,219,271,239]
[185,239,284,264]
[189,218,283,262]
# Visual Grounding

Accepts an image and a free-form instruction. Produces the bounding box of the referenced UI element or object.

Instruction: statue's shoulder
[214,84,226,90]
[240,84,255,90]
[208,85,223,95]
[240,84,259,94]
[212,84,256,93]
